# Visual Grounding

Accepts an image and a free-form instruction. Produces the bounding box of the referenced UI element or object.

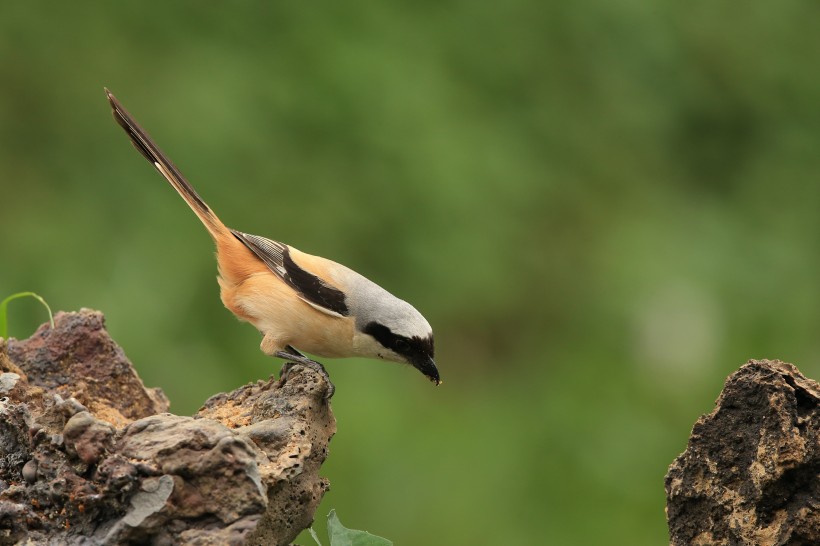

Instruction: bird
[105,89,439,399]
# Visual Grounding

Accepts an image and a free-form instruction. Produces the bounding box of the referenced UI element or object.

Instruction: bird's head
[362,306,441,385]
[362,320,439,385]
[348,279,440,385]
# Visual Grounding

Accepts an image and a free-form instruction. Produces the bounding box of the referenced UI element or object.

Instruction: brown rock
[0,309,335,545]
[4,309,169,427]
[665,359,820,546]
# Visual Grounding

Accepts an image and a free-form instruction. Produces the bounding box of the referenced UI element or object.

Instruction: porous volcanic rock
[0,309,335,545]
[666,359,820,546]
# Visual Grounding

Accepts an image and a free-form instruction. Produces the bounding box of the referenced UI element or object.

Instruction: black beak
[413,355,441,386]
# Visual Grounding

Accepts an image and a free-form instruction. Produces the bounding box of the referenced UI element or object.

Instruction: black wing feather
[231,230,287,275]
[231,230,349,317]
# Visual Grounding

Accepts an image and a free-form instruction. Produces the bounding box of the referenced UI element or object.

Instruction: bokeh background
[2,2,820,544]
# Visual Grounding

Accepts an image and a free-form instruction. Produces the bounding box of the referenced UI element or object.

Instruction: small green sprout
[0,292,55,338]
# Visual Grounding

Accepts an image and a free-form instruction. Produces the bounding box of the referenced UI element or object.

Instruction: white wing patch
[299,298,346,318]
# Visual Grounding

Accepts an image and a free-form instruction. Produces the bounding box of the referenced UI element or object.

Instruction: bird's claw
[276,352,335,400]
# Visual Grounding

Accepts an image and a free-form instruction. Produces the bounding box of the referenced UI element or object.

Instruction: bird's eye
[394,339,410,353]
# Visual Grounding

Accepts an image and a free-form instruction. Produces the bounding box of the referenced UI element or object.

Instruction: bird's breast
[225,271,356,358]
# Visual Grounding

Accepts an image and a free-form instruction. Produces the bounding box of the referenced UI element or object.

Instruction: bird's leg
[275,345,335,399]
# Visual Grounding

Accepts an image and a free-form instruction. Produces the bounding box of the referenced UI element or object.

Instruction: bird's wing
[230,230,349,318]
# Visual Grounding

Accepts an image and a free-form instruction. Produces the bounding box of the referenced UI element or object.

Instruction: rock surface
[0,309,335,545]
[665,359,820,546]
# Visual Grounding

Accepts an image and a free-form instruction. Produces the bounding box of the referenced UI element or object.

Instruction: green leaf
[327,510,393,546]
[0,292,55,338]
[309,527,323,546]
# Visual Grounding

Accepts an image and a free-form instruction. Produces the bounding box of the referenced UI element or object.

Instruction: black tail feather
[105,88,211,217]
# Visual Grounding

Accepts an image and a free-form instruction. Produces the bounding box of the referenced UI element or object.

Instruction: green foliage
[310,511,393,546]
[0,292,54,338]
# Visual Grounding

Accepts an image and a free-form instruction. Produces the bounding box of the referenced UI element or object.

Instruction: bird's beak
[413,355,441,386]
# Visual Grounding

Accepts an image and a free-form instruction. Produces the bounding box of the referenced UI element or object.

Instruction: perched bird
[105,89,439,399]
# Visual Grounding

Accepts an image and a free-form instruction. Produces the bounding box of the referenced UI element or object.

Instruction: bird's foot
[275,349,335,399]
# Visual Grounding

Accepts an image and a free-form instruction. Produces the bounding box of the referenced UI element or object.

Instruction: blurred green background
[2,2,820,544]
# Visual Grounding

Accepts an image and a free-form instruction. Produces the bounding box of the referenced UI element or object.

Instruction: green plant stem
[0,292,55,338]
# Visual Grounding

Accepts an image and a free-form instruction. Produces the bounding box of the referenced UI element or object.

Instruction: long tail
[105,88,228,241]
[105,89,265,288]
